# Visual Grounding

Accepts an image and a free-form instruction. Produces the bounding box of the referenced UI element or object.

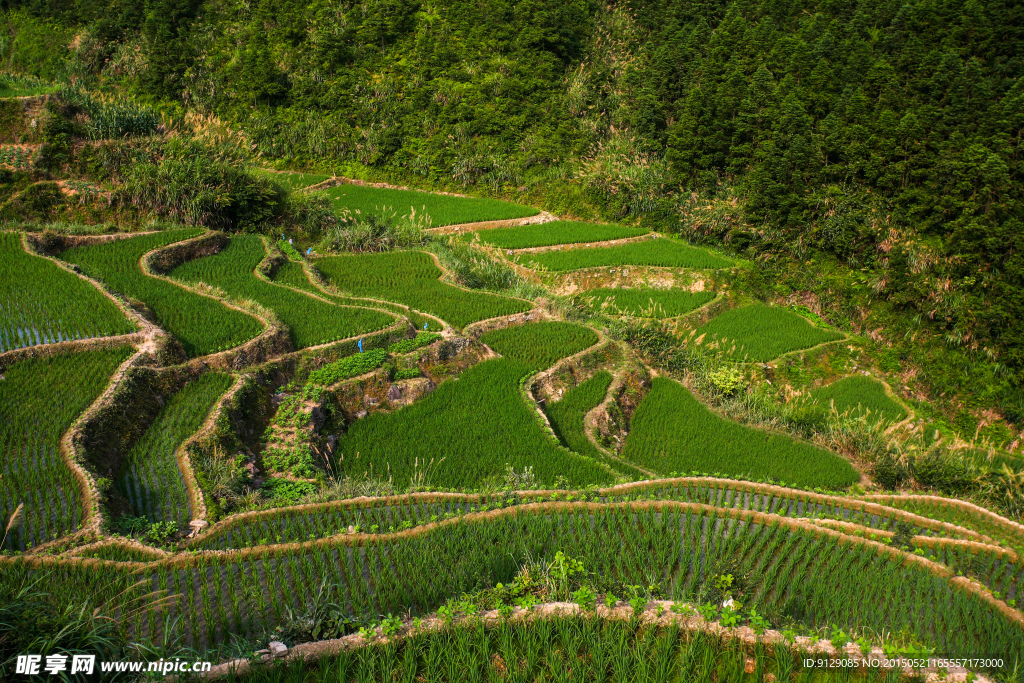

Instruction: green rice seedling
[805,376,908,425]
[694,302,844,362]
[171,235,396,349]
[0,232,135,352]
[621,377,859,489]
[315,250,531,328]
[477,220,648,250]
[480,322,599,372]
[60,230,264,357]
[323,183,538,227]
[114,372,234,526]
[517,237,733,271]
[332,358,615,489]
[577,288,715,318]
[0,346,131,550]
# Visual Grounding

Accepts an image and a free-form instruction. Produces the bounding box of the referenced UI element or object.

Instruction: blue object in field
[357,338,363,353]
[423,323,428,330]
[281,234,285,240]
[307,247,312,255]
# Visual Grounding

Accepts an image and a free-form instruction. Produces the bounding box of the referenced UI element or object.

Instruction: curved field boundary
[427,210,557,236]
[860,494,1024,554]
[27,342,152,554]
[264,241,446,331]
[139,231,292,370]
[508,231,659,255]
[63,538,172,561]
[198,601,992,683]
[184,476,991,552]
[806,517,1017,562]
[177,373,246,524]
[0,232,154,363]
[516,334,624,481]
[11,499,1018,624]
[11,236,170,554]
[255,237,403,325]
[8,500,1020,661]
[581,351,657,477]
[107,500,1024,636]
[422,248,537,310]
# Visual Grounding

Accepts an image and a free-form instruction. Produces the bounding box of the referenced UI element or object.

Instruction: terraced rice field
[622,377,859,489]
[1,232,135,351]
[114,372,234,526]
[480,321,598,371]
[324,183,539,226]
[331,324,610,489]
[271,260,443,332]
[806,376,908,424]
[694,302,844,362]
[331,358,615,489]
[544,371,646,478]
[0,346,131,550]
[8,501,1020,662]
[315,250,531,328]
[476,220,648,249]
[171,235,396,348]
[579,287,715,318]
[60,230,264,357]
[517,237,733,271]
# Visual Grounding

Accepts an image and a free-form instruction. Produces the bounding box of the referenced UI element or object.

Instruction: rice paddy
[170,235,397,349]
[579,288,715,318]
[806,376,908,424]
[1,231,135,352]
[476,220,648,250]
[694,303,845,362]
[315,250,531,328]
[517,237,733,271]
[323,183,539,227]
[114,372,234,526]
[60,230,264,357]
[622,377,860,489]
[0,346,132,550]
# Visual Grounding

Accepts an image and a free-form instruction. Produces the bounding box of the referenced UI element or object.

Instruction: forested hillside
[1,0,1022,410]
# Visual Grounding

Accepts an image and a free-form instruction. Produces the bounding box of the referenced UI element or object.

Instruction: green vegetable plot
[316,250,530,328]
[308,349,387,385]
[580,288,715,318]
[253,170,329,191]
[477,220,647,249]
[60,230,263,357]
[695,303,844,362]
[0,347,131,550]
[324,183,538,227]
[622,377,859,489]
[1,232,134,352]
[807,376,908,424]
[332,358,615,490]
[518,237,733,271]
[114,372,234,526]
[171,236,396,349]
